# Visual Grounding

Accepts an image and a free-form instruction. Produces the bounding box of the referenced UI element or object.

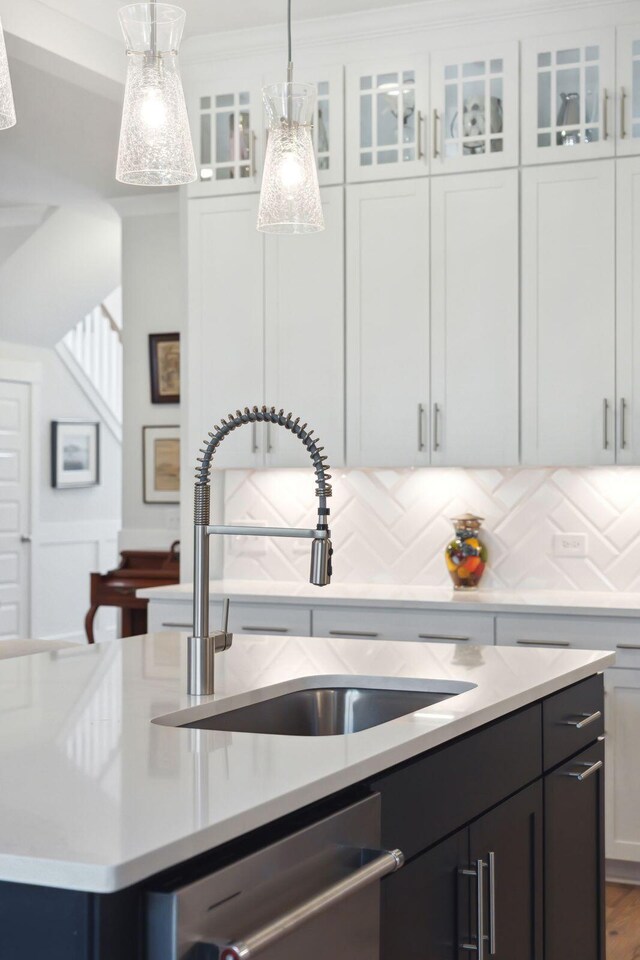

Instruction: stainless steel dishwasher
[146,793,403,960]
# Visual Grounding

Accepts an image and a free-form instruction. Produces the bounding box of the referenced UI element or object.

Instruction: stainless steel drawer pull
[241,626,289,633]
[461,859,485,958]
[217,848,405,960]
[567,759,603,782]
[329,630,379,639]
[487,851,496,956]
[418,402,426,451]
[620,398,628,449]
[616,643,640,650]
[621,86,627,139]
[162,622,192,628]
[603,397,610,449]
[565,710,602,730]
[516,639,570,648]
[418,634,470,642]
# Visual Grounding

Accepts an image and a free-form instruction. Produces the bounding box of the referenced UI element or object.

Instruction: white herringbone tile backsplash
[222,468,640,591]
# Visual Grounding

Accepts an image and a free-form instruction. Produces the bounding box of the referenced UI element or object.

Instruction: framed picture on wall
[51,420,100,489]
[149,333,180,404]
[143,425,180,504]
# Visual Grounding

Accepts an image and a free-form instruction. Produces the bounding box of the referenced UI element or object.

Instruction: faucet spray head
[310,536,332,587]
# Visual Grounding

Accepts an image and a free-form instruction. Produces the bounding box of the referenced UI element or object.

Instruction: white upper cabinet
[430,170,519,466]
[345,59,429,182]
[521,29,616,165]
[264,186,345,468]
[346,179,430,467]
[521,162,616,466]
[617,24,640,156]
[616,158,640,464]
[187,194,265,468]
[188,77,263,197]
[430,42,519,173]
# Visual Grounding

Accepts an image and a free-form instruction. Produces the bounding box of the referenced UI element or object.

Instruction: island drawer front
[312,606,494,644]
[495,614,639,651]
[371,704,541,860]
[543,674,604,772]
[149,601,312,637]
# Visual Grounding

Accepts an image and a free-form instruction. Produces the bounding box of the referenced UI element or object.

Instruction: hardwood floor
[608,883,640,959]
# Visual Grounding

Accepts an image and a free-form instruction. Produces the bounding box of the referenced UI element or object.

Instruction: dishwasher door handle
[206,847,404,960]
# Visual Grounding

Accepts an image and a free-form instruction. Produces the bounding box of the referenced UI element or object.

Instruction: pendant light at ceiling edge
[116,1,196,186]
[257,0,324,234]
[0,15,16,131]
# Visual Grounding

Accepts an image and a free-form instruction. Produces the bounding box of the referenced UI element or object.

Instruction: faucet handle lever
[221,597,230,633]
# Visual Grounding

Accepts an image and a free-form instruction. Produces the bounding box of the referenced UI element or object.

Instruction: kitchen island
[0,632,614,959]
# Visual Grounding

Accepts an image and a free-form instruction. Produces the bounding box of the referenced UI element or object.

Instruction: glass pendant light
[116,2,196,186]
[0,16,16,131]
[257,0,324,234]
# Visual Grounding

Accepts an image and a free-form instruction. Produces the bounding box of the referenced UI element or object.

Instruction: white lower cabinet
[148,600,311,637]
[605,668,640,864]
[312,606,494,644]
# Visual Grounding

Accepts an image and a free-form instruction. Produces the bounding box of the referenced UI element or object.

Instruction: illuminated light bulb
[116,3,196,186]
[257,82,324,235]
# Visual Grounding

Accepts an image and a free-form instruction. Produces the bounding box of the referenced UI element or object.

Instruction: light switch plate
[553,533,588,558]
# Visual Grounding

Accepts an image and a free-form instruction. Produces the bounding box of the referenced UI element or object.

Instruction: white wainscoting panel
[32,521,119,644]
[223,467,640,591]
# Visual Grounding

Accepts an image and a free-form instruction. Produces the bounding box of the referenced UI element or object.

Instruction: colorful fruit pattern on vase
[445,513,488,590]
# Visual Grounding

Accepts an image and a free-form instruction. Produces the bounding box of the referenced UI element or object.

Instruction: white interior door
[521,161,616,465]
[431,169,519,466]
[0,380,31,640]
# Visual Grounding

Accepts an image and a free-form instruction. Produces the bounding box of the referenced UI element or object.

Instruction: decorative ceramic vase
[445,513,488,590]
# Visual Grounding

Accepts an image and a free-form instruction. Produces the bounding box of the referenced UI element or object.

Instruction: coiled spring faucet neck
[189,406,333,696]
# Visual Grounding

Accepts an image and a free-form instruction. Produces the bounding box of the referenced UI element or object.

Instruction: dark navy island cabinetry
[0,674,605,960]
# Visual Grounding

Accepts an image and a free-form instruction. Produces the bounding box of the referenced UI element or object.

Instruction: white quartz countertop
[139,579,640,617]
[0,633,613,894]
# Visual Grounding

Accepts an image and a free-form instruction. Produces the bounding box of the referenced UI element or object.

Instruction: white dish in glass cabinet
[521,28,616,165]
[617,24,640,157]
[345,59,429,182]
[430,42,519,173]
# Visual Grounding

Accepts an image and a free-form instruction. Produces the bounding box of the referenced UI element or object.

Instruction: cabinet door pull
[267,422,273,453]
[251,421,258,454]
[487,852,496,956]
[417,110,425,159]
[565,710,602,730]
[329,629,379,638]
[433,403,441,451]
[162,622,192,628]
[620,398,628,450]
[417,403,426,451]
[461,859,485,957]
[567,759,603,781]
[250,130,257,177]
[621,87,627,139]
[603,398,610,450]
[516,639,570,648]
[603,89,609,141]
[418,634,470,642]
[241,626,289,633]
[616,642,640,650]
[433,109,440,159]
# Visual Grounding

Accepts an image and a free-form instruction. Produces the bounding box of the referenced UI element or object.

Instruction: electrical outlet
[553,533,588,558]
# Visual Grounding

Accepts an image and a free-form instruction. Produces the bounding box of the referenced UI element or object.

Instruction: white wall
[0,340,121,642]
[118,196,184,553]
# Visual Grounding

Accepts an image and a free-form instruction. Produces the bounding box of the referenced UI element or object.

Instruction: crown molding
[182,0,628,64]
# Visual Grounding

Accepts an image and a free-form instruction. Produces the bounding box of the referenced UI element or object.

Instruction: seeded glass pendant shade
[0,17,16,131]
[257,0,324,234]
[116,3,196,186]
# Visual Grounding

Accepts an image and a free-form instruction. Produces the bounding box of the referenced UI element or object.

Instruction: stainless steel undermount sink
[153,677,475,737]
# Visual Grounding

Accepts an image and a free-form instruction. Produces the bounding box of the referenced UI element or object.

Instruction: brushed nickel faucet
[188,406,333,696]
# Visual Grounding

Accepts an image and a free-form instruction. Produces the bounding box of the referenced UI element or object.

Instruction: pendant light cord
[287,0,292,66]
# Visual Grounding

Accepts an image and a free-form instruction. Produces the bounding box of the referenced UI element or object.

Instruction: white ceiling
[37,0,423,40]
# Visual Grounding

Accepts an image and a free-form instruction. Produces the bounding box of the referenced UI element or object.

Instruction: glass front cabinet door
[346,59,429,182]
[189,81,262,196]
[430,42,519,173]
[521,29,616,164]
[617,24,640,156]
